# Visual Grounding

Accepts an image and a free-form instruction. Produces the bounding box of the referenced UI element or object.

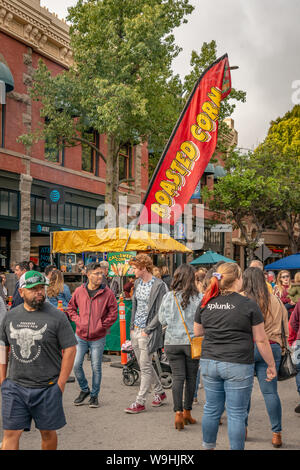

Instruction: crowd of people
[0,254,299,451]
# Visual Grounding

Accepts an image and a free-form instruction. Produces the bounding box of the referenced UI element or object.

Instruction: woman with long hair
[158,264,202,430]
[274,270,294,319]
[194,262,276,450]
[242,267,289,447]
[47,269,72,309]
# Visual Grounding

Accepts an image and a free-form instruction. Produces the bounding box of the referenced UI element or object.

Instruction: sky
[41,0,300,150]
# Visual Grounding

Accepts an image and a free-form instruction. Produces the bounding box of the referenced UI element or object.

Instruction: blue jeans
[296,364,300,396]
[74,335,106,398]
[200,359,254,450]
[194,362,201,399]
[247,343,282,432]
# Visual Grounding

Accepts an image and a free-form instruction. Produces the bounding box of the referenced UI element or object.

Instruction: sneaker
[124,402,146,414]
[295,403,300,413]
[74,390,90,405]
[88,396,99,408]
[151,392,167,407]
[193,397,198,404]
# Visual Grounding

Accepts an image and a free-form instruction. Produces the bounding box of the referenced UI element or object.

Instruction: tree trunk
[105,135,120,227]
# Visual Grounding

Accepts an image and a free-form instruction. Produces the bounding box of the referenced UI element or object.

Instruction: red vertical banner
[138,54,231,226]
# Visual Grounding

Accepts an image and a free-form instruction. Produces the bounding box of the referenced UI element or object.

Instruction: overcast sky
[42,0,300,150]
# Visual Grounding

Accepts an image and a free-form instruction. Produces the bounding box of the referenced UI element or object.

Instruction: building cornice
[0,0,73,68]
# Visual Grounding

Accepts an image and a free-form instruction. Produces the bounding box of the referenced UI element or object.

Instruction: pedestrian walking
[158,264,202,430]
[288,298,300,414]
[67,262,118,408]
[47,269,72,309]
[249,259,273,293]
[288,272,300,305]
[0,273,8,299]
[100,260,120,298]
[242,267,289,448]
[11,261,30,308]
[124,254,168,414]
[161,266,172,289]
[274,270,295,319]
[0,270,77,450]
[194,262,276,450]
[195,268,207,294]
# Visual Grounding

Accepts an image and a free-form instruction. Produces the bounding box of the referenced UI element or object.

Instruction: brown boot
[175,411,184,430]
[272,432,282,448]
[183,409,197,425]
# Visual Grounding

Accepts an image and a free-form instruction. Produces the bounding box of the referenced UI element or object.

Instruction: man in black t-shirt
[0,270,77,450]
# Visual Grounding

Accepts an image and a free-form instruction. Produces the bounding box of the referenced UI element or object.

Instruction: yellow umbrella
[51,227,192,254]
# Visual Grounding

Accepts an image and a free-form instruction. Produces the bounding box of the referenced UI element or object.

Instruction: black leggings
[165,344,199,412]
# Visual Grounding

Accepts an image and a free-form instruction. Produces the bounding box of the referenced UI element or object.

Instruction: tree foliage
[205,104,300,258]
[19,0,194,211]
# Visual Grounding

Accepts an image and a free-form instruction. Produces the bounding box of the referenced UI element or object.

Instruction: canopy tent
[51,227,192,254]
[264,253,300,271]
[190,250,236,265]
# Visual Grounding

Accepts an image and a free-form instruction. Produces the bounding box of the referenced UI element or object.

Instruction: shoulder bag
[278,316,298,381]
[173,292,203,359]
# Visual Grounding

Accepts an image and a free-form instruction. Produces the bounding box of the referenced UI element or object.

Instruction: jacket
[264,294,289,350]
[66,283,118,341]
[47,284,72,309]
[288,283,300,304]
[288,299,300,346]
[158,291,203,345]
[11,281,23,309]
[130,277,168,354]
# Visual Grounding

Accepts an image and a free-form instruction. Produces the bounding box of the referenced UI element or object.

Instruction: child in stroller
[121,340,172,389]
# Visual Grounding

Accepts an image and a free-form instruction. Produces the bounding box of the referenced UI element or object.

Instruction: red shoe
[124,402,146,414]
[152,392,167,407]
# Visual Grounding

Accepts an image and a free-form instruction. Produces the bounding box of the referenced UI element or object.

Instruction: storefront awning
[0,62,14,92]
[214,165,227,180]
[204,163,215,175]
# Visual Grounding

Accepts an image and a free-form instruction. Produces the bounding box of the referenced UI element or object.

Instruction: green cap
[19,270,47,289]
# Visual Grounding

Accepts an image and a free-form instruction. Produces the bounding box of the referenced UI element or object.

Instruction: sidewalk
[1,355,299,450]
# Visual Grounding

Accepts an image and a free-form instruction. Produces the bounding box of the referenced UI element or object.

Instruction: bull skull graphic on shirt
[9,322,47,359]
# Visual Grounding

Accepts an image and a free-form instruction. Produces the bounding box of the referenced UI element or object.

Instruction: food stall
[51,227,192,351]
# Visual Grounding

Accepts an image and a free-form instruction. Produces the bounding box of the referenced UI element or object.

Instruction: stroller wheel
[133,369,139,382]
[160,372,173,389]
[123,370,136,386]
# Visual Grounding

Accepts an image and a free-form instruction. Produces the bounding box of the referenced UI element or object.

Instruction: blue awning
[204,163,215,175]
[214,165,227,180]
[0,62,14,92]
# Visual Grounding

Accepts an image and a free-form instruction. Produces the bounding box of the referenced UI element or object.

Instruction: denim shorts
[1,378,66,431]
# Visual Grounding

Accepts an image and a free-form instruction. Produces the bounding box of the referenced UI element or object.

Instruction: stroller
[121,340,173,389]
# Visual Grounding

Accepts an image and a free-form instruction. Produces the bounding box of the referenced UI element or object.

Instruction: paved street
[0,354,299,451]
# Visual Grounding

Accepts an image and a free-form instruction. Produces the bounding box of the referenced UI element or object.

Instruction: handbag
[173,292,203,359]
[277,317,298,381]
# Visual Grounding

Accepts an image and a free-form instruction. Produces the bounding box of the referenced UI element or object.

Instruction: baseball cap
[19,270,47,289]
[100,260,109,268]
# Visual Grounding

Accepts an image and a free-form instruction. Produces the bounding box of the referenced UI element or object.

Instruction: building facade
[0,0,149,270]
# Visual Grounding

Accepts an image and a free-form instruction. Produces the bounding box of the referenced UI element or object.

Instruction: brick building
[0,0,149,270]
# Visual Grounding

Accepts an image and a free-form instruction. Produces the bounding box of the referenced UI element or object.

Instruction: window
[30,195,97,229]
[0,104,4,147]
[119,144,133,181]
[82,131,98,173]
[0,189,19,218]
[44,118,64,163]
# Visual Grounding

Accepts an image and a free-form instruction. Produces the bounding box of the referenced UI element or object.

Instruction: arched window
[0,61,14,148]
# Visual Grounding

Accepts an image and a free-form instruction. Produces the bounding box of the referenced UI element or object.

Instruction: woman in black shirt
[194,262,276,450]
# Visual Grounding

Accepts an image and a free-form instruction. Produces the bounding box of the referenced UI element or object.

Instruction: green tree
[203,149,280,261]
[19,0,194,214]
[254,105,300,252]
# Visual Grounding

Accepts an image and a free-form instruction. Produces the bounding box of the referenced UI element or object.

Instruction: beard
[26,295,45,310]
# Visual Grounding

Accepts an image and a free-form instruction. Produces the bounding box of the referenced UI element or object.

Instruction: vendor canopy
[52,227,192,254]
